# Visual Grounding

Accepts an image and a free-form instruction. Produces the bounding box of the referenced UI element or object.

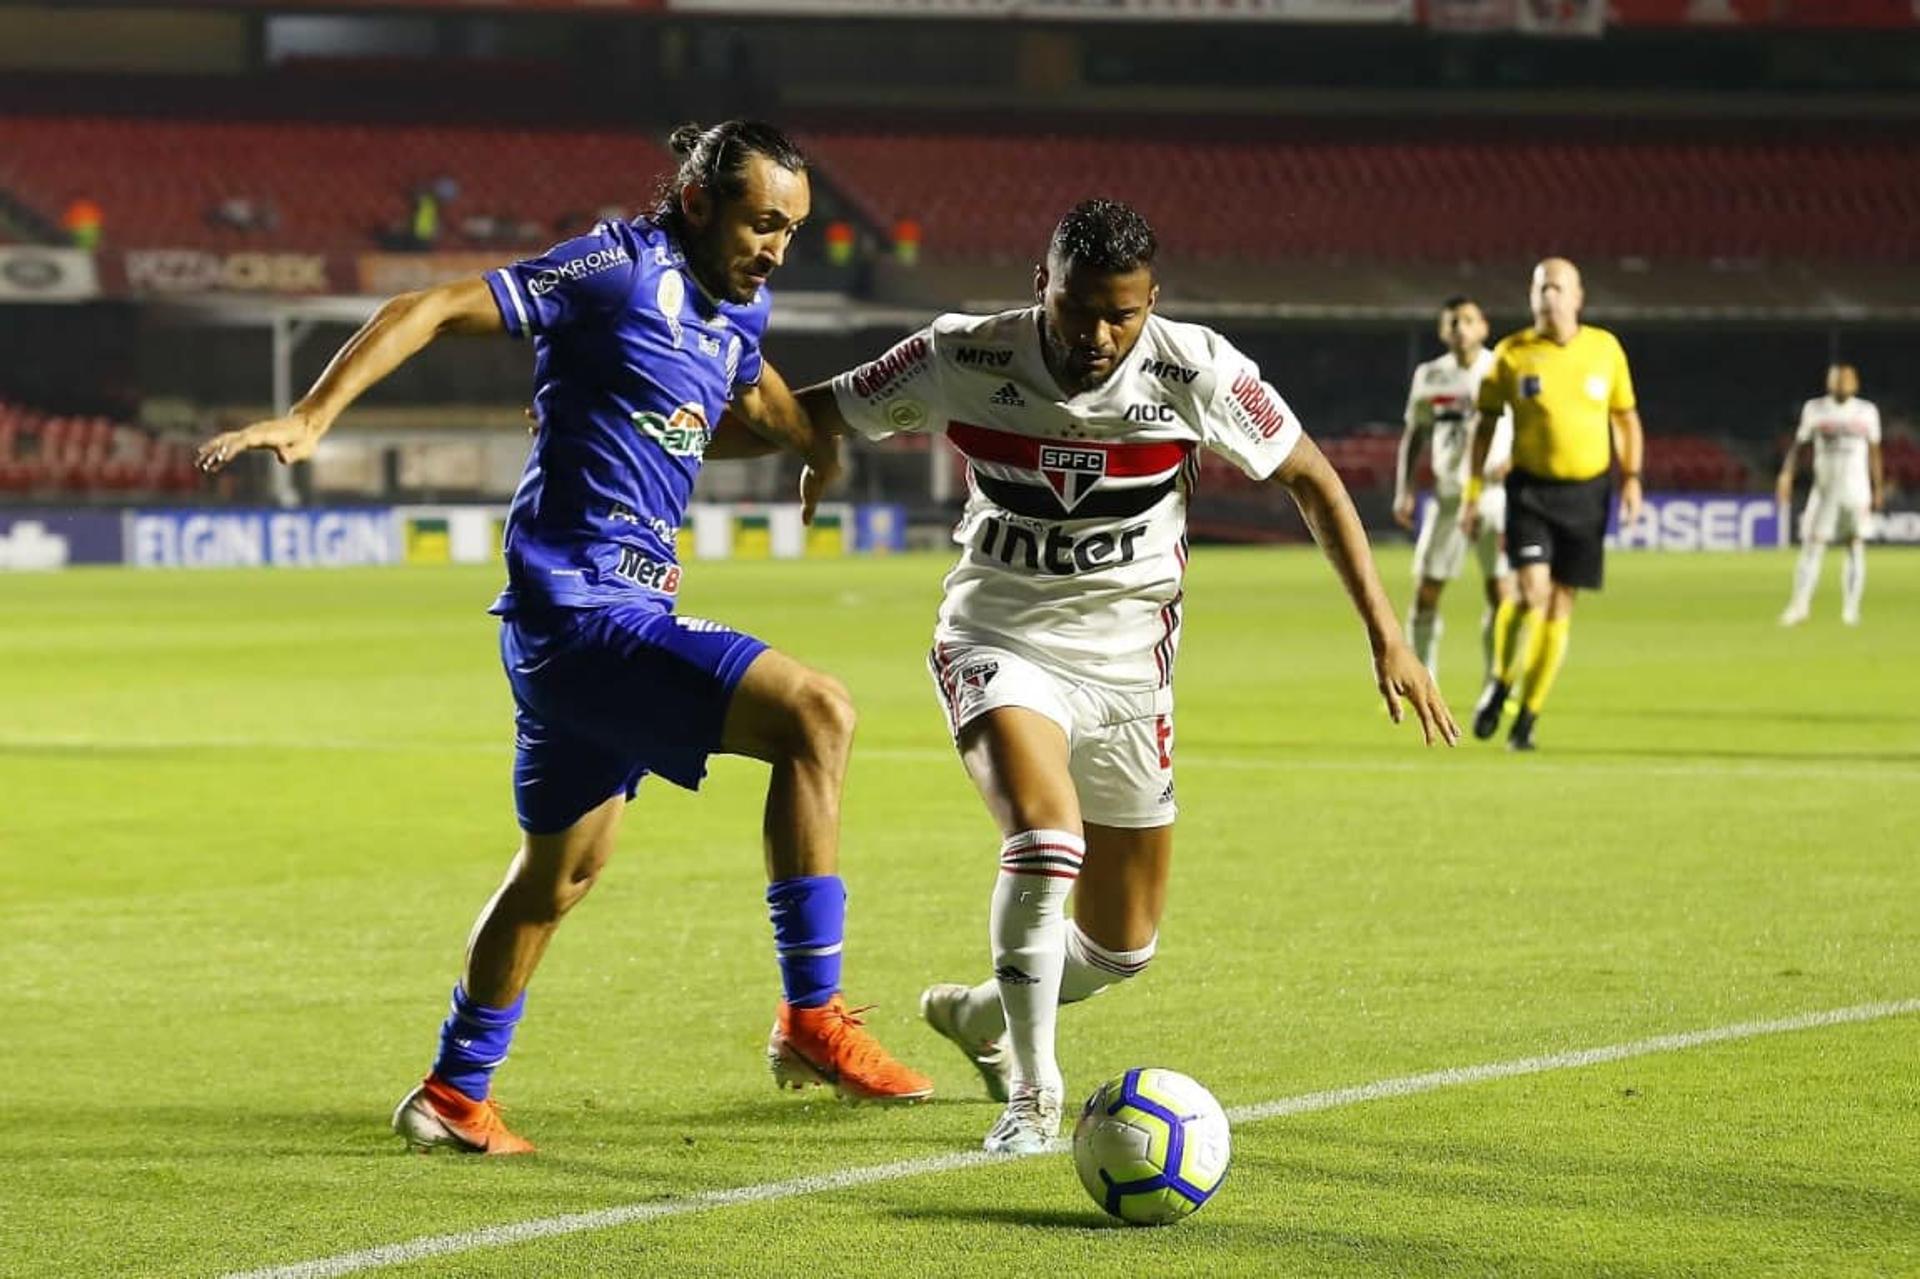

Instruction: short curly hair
[1048,199,1157,275]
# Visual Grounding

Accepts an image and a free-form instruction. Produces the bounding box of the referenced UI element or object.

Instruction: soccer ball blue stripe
[1098,1068,1217,1209]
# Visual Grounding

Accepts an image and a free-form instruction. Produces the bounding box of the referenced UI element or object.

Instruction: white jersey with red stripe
[830,307,1303,688]
[1406,349,1510,498]
[1795,394,1880,499]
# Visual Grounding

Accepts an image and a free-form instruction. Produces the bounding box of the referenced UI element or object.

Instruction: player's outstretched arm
[197,277,502,473]
[1274,437,1460,747]
[708,364,848,524]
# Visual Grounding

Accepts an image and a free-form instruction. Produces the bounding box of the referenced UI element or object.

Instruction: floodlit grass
[2,547,1915,1277]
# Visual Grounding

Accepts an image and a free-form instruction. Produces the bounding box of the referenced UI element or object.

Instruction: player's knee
[1413,583,1442,615]
[509,842,609,923]
[786,671,857,764]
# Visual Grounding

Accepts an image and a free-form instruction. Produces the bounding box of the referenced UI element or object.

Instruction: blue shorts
[500,603,769,834]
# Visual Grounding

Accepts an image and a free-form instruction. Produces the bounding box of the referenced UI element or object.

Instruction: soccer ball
[1072,1067,1230,1225]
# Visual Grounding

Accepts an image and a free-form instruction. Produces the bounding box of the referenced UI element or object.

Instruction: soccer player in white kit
[1392,296,1517,682]
[1776,363,1883,626]
[782,200,1457,1153]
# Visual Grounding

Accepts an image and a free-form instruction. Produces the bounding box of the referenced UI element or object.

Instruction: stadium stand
[0,399,200,496]
[1883,435,1920,490]
[0,118,670,253]
[1,116,1916,267]
[801,130,1920,264]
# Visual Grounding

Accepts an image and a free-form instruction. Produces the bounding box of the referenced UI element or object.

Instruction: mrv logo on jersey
[977,515,1147,575]
[954,346,1013,368]
[1141,357,1198,384]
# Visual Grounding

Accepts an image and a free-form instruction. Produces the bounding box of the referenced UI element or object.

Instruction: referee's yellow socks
[1522,616,1572,714]
[1500,604,1542,688]
[1489,598,1525,681]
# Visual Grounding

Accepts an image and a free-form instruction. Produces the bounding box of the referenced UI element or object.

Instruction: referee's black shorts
[1504,468,1612,590]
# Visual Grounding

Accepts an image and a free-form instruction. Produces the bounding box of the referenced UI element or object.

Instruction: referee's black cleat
[1471,679,1510,740]
[1507,708,1538,752]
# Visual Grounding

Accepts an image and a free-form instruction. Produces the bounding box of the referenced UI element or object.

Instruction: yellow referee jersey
[1477,325,1636,481]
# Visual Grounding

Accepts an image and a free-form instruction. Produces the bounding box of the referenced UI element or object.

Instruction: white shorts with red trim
[927,641,1177,829]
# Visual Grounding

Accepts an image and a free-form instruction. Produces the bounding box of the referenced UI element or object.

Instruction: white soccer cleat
[1778,605,1808,627]
[1842,609,1861,627]
[983,1081,1064,1155]
[920,983,1012,1103]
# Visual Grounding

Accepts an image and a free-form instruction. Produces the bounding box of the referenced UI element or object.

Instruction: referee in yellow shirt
[1461,257,1644,751]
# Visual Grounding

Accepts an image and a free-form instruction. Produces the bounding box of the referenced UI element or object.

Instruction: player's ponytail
[667,123,705,159]
[653,120,806,233]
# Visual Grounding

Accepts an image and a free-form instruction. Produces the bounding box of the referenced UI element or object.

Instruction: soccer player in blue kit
[197,121,933,1154]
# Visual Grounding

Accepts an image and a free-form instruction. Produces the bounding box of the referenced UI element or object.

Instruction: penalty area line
[225,997,1920,1279]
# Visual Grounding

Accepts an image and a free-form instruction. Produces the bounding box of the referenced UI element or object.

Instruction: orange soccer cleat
[768,994,935,1104]
[391,1074,536,1155]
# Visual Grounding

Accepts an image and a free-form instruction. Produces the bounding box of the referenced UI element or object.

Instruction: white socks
[955,917,1157,1045]
[1409,611,1442,677]
[1842,541,1866,620]
[1788,540,1825,614]
[1061,922,1157,1004]
[990,829,1084,1094]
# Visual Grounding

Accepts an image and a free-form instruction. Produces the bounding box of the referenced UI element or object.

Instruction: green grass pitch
[2,546,1915,1277]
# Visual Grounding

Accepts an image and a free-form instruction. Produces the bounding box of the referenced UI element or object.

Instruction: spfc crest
[1038,443,1107,512]
[959,660,999,690]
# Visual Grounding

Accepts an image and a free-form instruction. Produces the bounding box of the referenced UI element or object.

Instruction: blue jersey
[484,216,769,615]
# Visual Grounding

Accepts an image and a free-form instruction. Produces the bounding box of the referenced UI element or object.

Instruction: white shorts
[1413,487,1509,583]
[1800,488,1870,543]
[927,641,1177,829]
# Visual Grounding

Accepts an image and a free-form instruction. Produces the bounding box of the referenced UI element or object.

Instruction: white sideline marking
[224,998,1919,1279]
[2,734,1913,784]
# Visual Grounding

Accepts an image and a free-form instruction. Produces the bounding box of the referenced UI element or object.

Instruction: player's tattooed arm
[1274,436,1460,747]
[197,277,502,472]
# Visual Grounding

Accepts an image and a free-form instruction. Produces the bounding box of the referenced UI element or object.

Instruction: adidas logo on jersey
[989,382,1026,408]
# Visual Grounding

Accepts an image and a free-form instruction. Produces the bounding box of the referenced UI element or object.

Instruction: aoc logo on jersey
[1039,444,1107,512]
[631,403,710,458]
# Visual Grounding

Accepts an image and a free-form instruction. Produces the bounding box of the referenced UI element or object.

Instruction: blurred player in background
[1776,363,1883,626]
[1392,295,1517,683]
[197,120,931,1155]
[1463,257,1643,752]
[749,199,1456,1154]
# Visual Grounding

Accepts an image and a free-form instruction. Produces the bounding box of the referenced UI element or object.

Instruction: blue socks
[431,985,525,1101]
[426,878,843,1099]
[766,875,846,1008]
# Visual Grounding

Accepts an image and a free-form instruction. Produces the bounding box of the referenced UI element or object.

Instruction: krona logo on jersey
[1039,444,1106,512]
